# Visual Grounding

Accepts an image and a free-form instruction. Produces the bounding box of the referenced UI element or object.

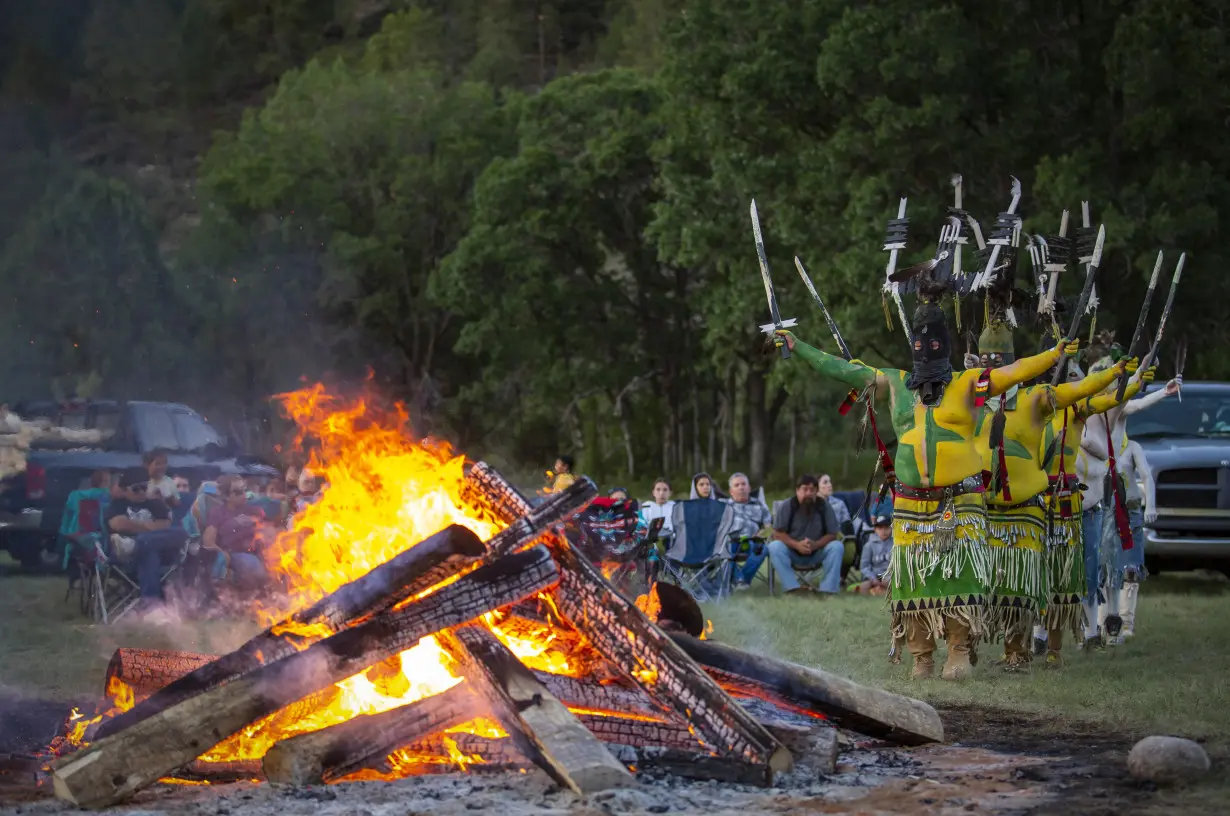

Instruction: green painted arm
[988,346,1061,396]
[789,337,879,389]
[1053,364,1120,409]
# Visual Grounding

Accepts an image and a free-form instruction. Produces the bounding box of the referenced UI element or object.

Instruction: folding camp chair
[60,489,110,619]
[659,498,755,602]
[60,494,143,624]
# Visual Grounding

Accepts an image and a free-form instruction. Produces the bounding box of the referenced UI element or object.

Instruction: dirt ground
[1,696,1221,816]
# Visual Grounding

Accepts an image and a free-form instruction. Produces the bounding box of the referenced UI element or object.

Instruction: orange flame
[65,386,599,783]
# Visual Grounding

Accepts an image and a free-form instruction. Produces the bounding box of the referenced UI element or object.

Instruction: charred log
[50,545,559,809]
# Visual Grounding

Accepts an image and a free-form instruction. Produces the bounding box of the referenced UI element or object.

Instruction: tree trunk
[789,407,797,481]
[692,390,701,473]
[746,365,768,484]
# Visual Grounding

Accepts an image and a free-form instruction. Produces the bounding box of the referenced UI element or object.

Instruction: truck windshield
[1127,392,1230,437]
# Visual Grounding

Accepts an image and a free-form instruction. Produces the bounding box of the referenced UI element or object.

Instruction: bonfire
[42,385,942,810]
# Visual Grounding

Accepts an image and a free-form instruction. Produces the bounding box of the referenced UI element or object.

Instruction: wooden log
[261,682,480,785]
[573,713,696,750]
[96,524,486,739]
[50,545,559,809]
[607,745,772,787]
[439,626,634,794]
[173,759,264,783]
[667,634,944,745]
[97,483,594,740]
[534,672,664,720]
[391,734,771,787]
[546,539,791,776]
[103,649,214,702]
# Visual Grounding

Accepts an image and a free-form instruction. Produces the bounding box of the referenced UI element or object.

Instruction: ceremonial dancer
[1081,358,1180,643]
[973,314,1126,670]
[1033,351,1153,663]
[772,200,1079,680]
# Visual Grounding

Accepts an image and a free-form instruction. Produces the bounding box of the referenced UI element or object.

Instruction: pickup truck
[0,399,279,569]
[1128,381,1230,575]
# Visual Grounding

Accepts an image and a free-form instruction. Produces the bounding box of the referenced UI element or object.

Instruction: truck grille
[1155,467,1223,510]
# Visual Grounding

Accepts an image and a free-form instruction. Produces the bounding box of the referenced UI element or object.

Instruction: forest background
[1,0,1226,489]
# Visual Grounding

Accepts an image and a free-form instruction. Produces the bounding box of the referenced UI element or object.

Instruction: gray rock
[1127,736,1210,784]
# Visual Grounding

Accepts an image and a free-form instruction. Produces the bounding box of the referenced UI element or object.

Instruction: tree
[0,166,187,398]
[435,68,698,476]
[197,10,515,431]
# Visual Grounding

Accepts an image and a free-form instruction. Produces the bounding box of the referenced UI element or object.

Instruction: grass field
[703,571,1230,747]
[0,556,1225,811]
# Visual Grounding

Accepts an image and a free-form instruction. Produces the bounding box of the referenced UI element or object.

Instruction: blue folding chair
[659,498,741,601]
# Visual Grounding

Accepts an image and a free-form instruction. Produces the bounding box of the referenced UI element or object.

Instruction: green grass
[703,571,1230,747]
[0,561,261,702]
[1,552,1225,758]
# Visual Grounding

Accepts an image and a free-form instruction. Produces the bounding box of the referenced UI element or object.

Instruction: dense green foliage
[1,0,1227,487]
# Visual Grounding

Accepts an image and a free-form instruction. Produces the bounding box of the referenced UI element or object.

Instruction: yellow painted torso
[976,385,1055,505]
[888,369,984,488]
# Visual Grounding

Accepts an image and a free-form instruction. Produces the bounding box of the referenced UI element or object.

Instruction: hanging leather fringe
[882,292,894,330]
[987,401,1011,501]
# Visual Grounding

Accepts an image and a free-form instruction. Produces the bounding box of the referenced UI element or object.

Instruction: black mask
[905,305,953,404]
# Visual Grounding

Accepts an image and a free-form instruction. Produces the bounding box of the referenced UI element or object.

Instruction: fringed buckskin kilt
[888,477,989,640]
[1042,489,1086,639]
[985,499,1047,640]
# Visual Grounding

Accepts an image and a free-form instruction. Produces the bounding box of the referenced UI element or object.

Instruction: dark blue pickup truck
[0,399,278,569]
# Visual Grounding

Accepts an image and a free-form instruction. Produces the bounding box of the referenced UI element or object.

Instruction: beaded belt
[894,475,985,502]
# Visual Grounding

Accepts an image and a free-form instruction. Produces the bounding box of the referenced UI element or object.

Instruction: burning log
[261,683,479,785]
[96,524,485,738]
[667,634,944,745]
[546,539,792,778]
[535,673,663,720]
[393,734,772,787]
[439,626,635,794]
[50,545,559,809]
[99,481,593,740]
[104,649,215,701]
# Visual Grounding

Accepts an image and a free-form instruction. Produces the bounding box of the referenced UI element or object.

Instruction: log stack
[49,465,942,810]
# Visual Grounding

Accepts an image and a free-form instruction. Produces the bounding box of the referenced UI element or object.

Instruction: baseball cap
[873,514,892,526]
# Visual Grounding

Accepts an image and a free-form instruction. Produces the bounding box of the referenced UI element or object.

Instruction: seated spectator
[546,455,576,493]
[690,472,729,501]
[608,486,630,501]
[769,474,845,596]
[168,472,194,523]
[856,515,893,596]
[723,472,773,589]
[639,478,676,541]
[105,468,187,611]
[144,449,181,509]
[202,474,269,591]
[82,468,112,494]
[818,474,851,532]
[265,477,288,501]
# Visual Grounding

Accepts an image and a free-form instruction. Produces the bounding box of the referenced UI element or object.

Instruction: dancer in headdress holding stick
[967,191,1131,672]
[773,184,1079,681]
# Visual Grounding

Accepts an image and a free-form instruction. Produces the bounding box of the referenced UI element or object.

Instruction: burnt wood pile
[50,464,943,809]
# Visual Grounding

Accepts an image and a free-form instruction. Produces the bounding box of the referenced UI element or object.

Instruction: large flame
[57,385,589,778]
